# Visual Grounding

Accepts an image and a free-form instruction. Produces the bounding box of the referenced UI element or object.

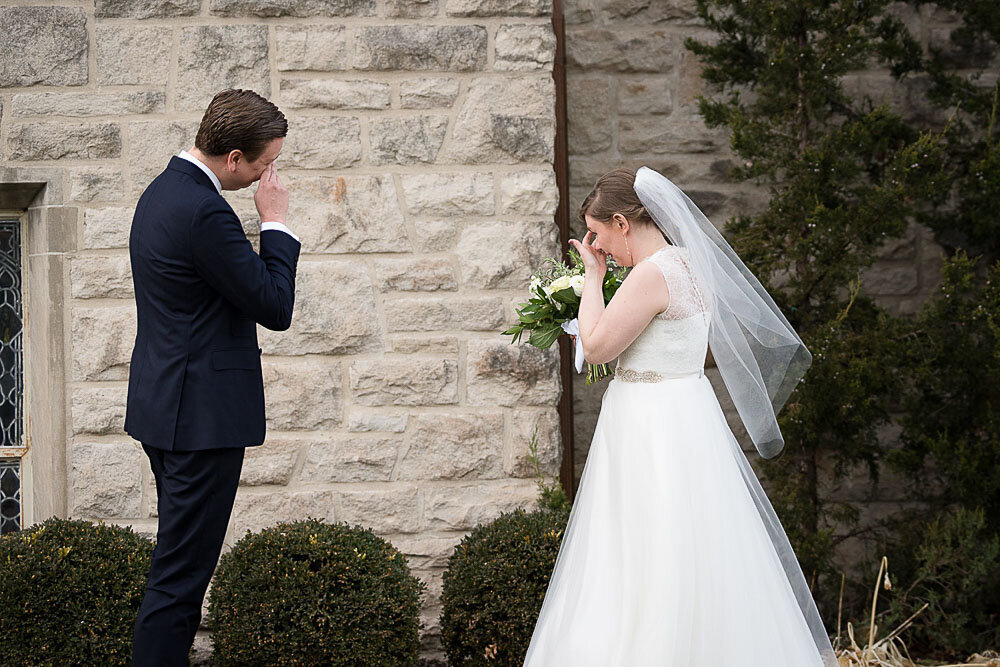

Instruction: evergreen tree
[905,0,1000,260]
[877,4,1000,655]
[685,0,949,620]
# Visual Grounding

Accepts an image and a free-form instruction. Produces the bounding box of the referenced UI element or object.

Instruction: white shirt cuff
[260,221,299,243]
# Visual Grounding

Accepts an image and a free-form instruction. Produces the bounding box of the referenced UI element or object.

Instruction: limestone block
[282,173,410,253]
[456,220,559,288]
[442,76,554,164]
[128,120,199,195]
[283,116,362,169]
[259,260,382,355]
[72,305,136,382]
[602,0,699,22]
[300,437,399,482]
[190,632,213,666]
[96,0,200,18]
[619,114,721,154]
[917,226,945,293]
[71,442,143,518]
[0,7,88,87]
[70,255,133,299]
[262,359,342,430]
[618,77,673,115]
[566,28,680,72]
[276,26,349,71]
[12,92,164,117]
[370,116,449,165]
[350,359,459,406]
[389,336,459,355]
[337,485,422,534]
[415,569,445,627]
[374,258,457,292]
[70,167,124,203]
[397,413,504,480]
[567,77,613,154]
[466,340,560,407]
[499,170,558,215]
[399,78,461,109]
[222,188,262,235]
[445,0,550,16]
[410,220,459,252]
[349,412,409,433]
[240,439,301,486]
[230,489,336,539]
[354,26,487,71]
[876,223,918,261]
[7,123,120,161]
[423,480,537,530]
[495,24,556,71]
[83,207,133,250]
[386,0,438,18]
[177,26,270,109]
[508,408,561,477]
[210,0,375,17]
[400,172,493,216]
[568,155,609,188]
[391,534,463,569]
[96,26,172,85]
[386,296,506,332]
[862,264,919,296]
[71,384,128,435]
[280,79,391,110]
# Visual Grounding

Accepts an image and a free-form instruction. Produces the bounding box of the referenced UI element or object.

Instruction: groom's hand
[255,162,289,224]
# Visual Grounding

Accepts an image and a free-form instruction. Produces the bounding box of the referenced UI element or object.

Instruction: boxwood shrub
[440,507,569,666]
[0,518,153,666]
[207,519,425,666]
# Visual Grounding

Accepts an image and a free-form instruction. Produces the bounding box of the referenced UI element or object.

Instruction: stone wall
[562,0,961,503]
[1,0,560,660]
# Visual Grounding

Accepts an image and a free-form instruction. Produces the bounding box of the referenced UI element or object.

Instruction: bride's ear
[612,213,630,234]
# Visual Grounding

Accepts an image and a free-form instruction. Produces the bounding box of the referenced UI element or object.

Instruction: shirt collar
[177,150,222,194]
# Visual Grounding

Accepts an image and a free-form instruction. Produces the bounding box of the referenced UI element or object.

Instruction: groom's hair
[195,89,287,162]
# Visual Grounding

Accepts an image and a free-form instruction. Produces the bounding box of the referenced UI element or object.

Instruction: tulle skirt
[524,373,837,666]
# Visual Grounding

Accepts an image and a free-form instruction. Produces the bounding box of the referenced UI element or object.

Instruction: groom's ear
[225,149,245,172]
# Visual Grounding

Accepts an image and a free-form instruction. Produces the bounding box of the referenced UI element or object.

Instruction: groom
[125,89,300,665]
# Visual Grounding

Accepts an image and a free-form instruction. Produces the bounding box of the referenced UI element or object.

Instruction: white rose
[569,274,585,297]
[546,275,573,295]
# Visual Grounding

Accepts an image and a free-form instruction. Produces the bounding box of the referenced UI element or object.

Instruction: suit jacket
[125,156,300,451]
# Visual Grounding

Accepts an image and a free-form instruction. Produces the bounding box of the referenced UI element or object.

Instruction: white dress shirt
[177,150,299,242]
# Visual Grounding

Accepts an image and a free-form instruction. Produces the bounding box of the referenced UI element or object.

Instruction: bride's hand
[570,232,607,277]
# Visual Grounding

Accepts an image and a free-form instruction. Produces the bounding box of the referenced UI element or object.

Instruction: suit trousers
[132,444,245,667]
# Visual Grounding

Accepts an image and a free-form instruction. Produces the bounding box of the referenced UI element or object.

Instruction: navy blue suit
[127,156,300,665]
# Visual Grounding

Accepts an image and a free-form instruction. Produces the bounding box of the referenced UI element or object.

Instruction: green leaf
[528,325,563,349]
[549,287,579,306]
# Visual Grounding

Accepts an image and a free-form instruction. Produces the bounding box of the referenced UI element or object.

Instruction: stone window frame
[0,167,74,528]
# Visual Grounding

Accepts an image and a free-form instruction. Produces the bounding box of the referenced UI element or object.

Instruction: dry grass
[832,557,999,667]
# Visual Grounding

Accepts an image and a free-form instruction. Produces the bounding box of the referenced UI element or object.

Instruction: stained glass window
[0,460,20,535]
[0,218,23,535]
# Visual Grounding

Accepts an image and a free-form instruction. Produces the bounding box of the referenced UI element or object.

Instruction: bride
[523,167,837,666]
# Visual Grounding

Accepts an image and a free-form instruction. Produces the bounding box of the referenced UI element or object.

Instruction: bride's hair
[579,168,656,228]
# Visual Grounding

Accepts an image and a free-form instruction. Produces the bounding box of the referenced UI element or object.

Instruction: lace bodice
[616,245,711,379]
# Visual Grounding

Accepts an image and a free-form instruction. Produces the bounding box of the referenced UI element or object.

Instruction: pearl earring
[623,233,633,266]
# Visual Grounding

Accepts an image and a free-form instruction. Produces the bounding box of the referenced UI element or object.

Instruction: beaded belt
[614,367,704,383]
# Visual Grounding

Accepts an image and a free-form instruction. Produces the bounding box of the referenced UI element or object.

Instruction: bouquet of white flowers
[503,248,627,384]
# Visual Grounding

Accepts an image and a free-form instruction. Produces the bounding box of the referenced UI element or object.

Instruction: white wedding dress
[524,245,835,666]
